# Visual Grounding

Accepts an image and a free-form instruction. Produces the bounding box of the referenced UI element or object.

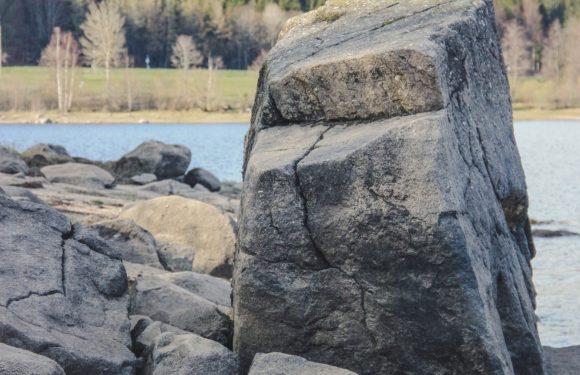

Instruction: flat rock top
[252,0,491,133]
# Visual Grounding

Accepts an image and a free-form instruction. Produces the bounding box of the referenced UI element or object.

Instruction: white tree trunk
[63,33,71,112]
[0,23,3,76]
[56,28,63,111]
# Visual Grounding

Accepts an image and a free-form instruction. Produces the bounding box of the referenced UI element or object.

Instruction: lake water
[0,123,248,181]
[0,120,578,347]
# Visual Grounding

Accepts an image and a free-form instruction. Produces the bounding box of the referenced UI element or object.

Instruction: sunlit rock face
[233,1,544,374]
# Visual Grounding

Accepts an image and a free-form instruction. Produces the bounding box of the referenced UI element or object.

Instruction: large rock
[119,196,235,278]
[0,194,136,374]
[143,332,240,375]
[113,141,191,181]
[126,262,233,346]
[89,219,165,269]
[0,146,28,175]
[41,162,116,189]
[234,1,543,374]
[248,353,356,375]
[0,343,65,375]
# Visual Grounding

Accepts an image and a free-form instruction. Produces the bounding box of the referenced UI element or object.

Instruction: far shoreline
[0,110,251,125]
[0,107,579,124]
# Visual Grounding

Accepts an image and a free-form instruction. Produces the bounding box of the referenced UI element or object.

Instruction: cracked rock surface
[0,194,136,374]
[234,1,544,374]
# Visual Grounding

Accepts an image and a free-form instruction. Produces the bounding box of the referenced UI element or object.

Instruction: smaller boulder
[248,353,357,375]
[131,316,188,357]
[126,262,233,346]
[0,343,65,375]
[143,332,240,375]
[89,219,164,269]
[184,168,221,192]
[125,262,231,307]
[114,141,191,182]
[41,162,116,189]
[131,173,158,185]
[0,146,29,175]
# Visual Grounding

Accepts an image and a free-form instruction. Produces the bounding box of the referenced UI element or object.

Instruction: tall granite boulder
[0,194,136,374]
[234,1,544,375]
[113,141,191,182]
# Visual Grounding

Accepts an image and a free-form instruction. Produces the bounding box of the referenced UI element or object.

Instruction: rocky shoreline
[1,140,357,374]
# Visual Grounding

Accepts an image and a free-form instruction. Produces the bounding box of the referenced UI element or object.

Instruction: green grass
[0,66,259,113]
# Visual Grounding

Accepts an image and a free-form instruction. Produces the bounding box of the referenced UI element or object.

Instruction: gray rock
[156,241,195,272]
[248,353,357,375]
[113,141,191,182]
[21,144,72,174]
[0,172,45,189]
[125,262,232,308]
[0,194,136,374]
[130,316,188,357]
[219,181,242,199]
[41,162,116,189]
[138,179,194,196]
[544,346,580,375]
[143,332,239,375]
[184,168,222,192]
[0,343,65,375]
[532,229,580,238]
[127,262,233,347]
[0,186,44,204]
[0,146,29,175]
[89,219,165,269]
[131,173,158,185]
[234,1,543,374]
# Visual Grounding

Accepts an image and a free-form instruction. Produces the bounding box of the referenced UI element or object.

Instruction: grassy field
[0,66,259,114]
[0,67,579,123]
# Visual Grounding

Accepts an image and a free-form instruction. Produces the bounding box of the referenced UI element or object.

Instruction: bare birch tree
[171,35,203,70]
[205,54,223,112]
[0,22,3,75]
[543,20,565,79]
[80,0,126,82]
[40,27,79,112]
[502,20,530,77]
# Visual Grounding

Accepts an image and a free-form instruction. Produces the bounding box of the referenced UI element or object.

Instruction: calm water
[0,120,578,347]
[0,123,248,181]
[515,121,580,347]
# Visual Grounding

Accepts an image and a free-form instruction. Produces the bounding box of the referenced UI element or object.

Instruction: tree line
[495,0,580,106]
[0,0,325,70]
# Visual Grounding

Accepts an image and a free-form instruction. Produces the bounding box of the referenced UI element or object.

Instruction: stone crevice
[2,290,63,309]
[61,224,75,297]
[293,125,334,269]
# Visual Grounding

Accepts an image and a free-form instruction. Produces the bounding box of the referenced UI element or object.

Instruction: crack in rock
[2,290,63,309]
